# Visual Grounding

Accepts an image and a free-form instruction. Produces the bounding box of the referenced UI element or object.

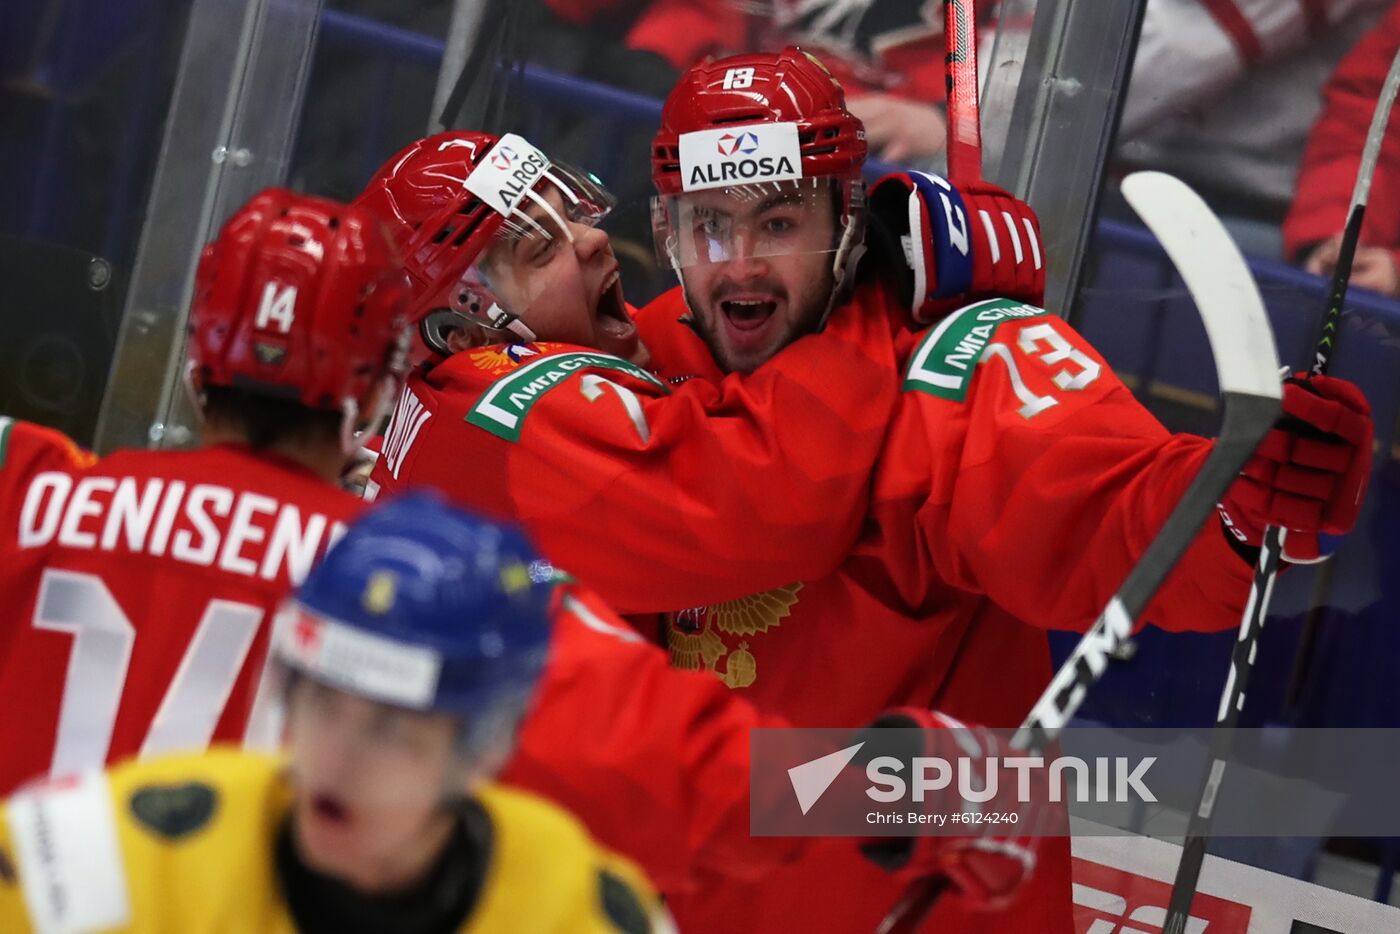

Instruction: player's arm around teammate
[355,126,1040,614]
[641,47,1372,638]
[355,130,909,612]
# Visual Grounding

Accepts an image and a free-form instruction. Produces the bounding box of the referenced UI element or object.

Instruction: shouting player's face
[478,184,644,364]
[675,183,837,373]
[286,678,465,894]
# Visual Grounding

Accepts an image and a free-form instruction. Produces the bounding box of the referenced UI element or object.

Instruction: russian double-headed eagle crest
[668,583,803,688]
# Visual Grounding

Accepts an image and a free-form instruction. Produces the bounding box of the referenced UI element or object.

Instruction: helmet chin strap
[819,178,867,328]
[820,217,866,329]
[426,305,540,358]
[498,312,538,344]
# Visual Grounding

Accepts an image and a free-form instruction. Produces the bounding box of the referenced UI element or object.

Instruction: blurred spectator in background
[1285,1,1400,296]
[544,0,968,167]
[522,0,970,305]
[545,0,1393,217]
[1117,0,1389,259]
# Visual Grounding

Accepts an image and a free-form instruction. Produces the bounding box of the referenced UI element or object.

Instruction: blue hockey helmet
[274,491,556,721]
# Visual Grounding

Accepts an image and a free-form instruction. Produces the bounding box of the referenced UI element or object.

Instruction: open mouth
[594,266,636,340]
[311,793,351,826]
[720,297,778,333]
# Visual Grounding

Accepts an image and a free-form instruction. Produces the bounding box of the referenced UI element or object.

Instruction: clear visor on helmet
[652,178,846,270]
[443,162,617,337]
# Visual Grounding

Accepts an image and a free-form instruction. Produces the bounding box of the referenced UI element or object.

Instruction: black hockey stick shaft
[1313,203,1368,376]
[1309,35,1398,380]
[877,171,1283,934]
[879,389,1276,934]
[1015,396,1280,752]
[872,9,979,932]
[874,878,950,934]
[1162,45,1400,934]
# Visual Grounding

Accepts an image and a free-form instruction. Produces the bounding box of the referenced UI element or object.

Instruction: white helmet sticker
[276,604,443,709]
[464,133,553,217]
[678,122,804,192]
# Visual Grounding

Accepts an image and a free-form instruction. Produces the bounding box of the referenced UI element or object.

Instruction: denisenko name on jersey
[16,471,346,584]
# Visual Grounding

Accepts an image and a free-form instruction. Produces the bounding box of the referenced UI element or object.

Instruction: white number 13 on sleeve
[983,323,1102,419]
[1017,323,1102,390]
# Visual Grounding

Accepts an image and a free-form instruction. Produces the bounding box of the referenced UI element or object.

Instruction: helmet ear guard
[448,278,535,342]
[412,277,541,365]
[418,308,471,359]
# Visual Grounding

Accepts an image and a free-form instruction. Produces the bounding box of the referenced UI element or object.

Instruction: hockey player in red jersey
[634,48,1374,933]
[355,128,909,609]
[353,128,1047,899]
[357,125,1044,611]
[0,189,412,794]
[354,50,1370,929]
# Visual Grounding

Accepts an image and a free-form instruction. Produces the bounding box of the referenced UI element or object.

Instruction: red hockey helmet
[354,131,617,357]
[187,188,411,416]
[650,48,867,308]
[650,46,867,197]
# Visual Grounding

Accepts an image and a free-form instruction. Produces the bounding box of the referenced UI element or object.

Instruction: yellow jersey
[0,747,669,934]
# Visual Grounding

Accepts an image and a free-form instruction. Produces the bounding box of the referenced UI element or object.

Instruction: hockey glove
[855,708,1045,910]
[1219,374,1373,563]
[867,172,1046,323]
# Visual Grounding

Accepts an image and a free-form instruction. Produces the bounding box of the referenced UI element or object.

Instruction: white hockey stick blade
[887,171,1288,934]
[1163,48,1400,934]
[1014,173,1283,751]
[1121,172,1282,402]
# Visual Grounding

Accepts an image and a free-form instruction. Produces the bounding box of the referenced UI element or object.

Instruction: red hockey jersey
[503,584,803,894]
[367,291,904,612]
[635,292,1255,934]
[0,419,360,794]
[371,279,1255,932]
[1284,0,1400,262]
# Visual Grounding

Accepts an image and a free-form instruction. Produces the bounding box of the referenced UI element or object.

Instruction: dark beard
[679,267,836,374]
